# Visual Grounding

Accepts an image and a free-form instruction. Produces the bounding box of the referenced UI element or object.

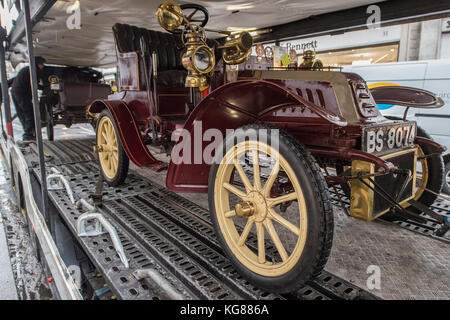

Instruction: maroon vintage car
[87,1,447,293]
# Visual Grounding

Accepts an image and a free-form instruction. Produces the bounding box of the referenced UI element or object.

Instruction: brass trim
[350,148,417,221]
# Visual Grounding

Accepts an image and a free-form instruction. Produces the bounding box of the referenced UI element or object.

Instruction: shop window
[313,43,399,67]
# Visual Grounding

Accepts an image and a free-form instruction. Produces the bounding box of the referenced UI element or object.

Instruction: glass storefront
[314,43,399,67]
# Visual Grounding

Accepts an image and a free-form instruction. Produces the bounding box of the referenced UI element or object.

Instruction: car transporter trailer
[0,0,449,300]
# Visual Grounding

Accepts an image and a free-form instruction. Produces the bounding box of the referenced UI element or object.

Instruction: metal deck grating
[29,138,381,300]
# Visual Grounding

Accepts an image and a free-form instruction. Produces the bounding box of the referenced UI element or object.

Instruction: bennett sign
[286,40,318,52]
[280,25,401,54]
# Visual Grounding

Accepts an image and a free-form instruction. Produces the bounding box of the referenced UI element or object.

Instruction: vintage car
[40,66,111,140]
[87,1,448,293]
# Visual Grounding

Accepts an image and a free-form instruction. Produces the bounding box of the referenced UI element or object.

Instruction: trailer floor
[24,137,450,300]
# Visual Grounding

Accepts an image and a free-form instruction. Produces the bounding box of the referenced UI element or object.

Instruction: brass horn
[220,31,253,65]
[156,0,184,31]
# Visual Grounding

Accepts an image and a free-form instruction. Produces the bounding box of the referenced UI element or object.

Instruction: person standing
[11,56,46,142]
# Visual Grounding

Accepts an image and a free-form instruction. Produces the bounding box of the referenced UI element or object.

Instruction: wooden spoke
[252,149,262,190]
[264,219,288,262]
[108,122,113,138]
[233,157,253,193]
[112,155,118,172]
[102,131,108,142]
[256,222,265,264]
[99,153,106,161]
[269,192,297,207]
[238,218,255,247]
[223,182,247,200]
[263,160,280,197]
[270,209,301,236]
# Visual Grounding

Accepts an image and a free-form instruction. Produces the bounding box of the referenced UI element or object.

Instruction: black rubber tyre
[9,155,15,188]
[46,106,54,141]
[96,109,129,186]
[14,171,26,216]
[208,124,334,293]
[442,162,450,195]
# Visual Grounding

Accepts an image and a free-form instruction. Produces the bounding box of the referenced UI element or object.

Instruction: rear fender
[166,79,346,192]
[88,100,162,168]
[370,85,445,109]
[415,136,446,154]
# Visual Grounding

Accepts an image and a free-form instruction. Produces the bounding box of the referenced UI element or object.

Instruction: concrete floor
[0,203,18,299]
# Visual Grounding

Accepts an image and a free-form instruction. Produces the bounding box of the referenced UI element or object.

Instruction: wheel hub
[235,191,268,222]
[235,201,255,217]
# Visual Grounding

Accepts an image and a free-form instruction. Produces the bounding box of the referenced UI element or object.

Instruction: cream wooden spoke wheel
[215,140,307,276]
[96,110,129,186]
[400,142,443,213]
[412,145,428,201]
[208,125,333,293]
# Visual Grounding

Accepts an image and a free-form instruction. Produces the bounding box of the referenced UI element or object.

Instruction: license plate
[51,83,60,90]
[362,122,416,156]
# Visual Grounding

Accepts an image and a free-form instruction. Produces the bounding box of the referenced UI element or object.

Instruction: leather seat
[113,23,187,88]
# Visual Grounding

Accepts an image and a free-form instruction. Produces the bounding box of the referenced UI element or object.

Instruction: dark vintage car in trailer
[40,65,111,140]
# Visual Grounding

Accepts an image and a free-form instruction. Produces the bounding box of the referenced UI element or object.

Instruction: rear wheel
[384,117,444,215]
[208,124,333,293]
[96,110,129,186]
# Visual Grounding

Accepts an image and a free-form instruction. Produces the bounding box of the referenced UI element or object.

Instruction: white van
[343,59,450,193]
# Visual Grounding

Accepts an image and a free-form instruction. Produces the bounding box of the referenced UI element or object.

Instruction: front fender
[88,100,161,168]
[166,79,346,193]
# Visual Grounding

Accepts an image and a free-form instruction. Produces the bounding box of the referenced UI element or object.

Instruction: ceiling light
[226,4,255,11]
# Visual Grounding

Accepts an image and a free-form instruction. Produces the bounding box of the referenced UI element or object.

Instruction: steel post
[0,26,13,138]
[22,0,49,224]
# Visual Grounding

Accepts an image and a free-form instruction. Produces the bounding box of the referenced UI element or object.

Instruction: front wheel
[208,124,333,293]
[96,109,129,186]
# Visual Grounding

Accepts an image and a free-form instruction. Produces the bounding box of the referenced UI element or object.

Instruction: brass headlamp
[48,75,61,92]
[220,32,253,65]
[48,75,60,84]
[156,0,184,31]
[156,0,253,88]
